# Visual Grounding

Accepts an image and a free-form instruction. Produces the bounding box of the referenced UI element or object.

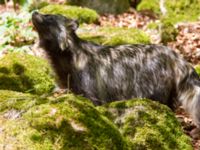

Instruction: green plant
[0,12,37,52]
[160,19,178,44]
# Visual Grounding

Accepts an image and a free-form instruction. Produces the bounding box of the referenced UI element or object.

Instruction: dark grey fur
[32,12,200,127]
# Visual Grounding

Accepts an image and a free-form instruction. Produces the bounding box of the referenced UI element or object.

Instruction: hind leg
[177,71,200,127]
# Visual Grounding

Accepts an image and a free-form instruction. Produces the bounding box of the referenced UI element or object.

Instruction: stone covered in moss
[137,0,160,14]
[0,91,128,150]
[67,0,130,14]
[164,0,200,24]
[0,53,54,95]
[137,0,200,24]
[160,20,178,44]
[78,26,150,45]
[138,0,199,43]
[98,99,192,149]
[40,4,99,24]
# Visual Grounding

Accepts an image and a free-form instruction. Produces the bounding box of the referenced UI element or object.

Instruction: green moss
[137,0,160,14]
[78,26,150,46]
[0,90,44,113]
[40,4,99,24]
[165,0,200,24]
[0,53,54,95]
[98,99,192,149]
[137,0,200,24]
[147,22,160,30]
[195,65,200,76]
[137,0,200,44]
[0,92,128,149]
[28,0,49,12]
[0,90,49,149]
[160,20,178,44]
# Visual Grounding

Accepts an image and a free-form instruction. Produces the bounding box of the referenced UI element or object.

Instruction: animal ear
[67,19,79,31]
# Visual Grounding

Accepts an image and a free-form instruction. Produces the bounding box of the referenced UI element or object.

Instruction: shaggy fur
[32,12,200,127]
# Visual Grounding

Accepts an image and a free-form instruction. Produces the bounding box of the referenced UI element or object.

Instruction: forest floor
[1,2,200,149]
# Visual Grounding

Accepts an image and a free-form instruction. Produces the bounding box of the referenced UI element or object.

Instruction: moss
[160,19,178,44]
[0,92,128,149]
[0,90,44,113]
[137,0,199,43]
[0,53,54,95]
[78,26,150,46]
[28,0,49,12]
[195,65,200,76]
[0,90,49,149]
[137,0,160,14]
[137,0,200,24]
[164,0,200,24]
[98,99,192,149]
[40,4,99,24]
[147,22,160,30]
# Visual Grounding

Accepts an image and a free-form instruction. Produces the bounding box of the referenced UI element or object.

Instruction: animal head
[32,12,79,51]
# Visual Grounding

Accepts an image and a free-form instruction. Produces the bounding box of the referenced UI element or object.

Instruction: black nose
[32,11,39,17]
[32,11,44,23]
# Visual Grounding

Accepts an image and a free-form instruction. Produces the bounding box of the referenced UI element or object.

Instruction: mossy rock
[147,20,178,44]
[137,0,160,15]
[138,0,200,44]
[78,26,150,46]
[0,53,54,95]
[28,0,49,12]
[98,99,192,149]
[137,0,200,24]
[147,22,160,30]
[164,0,200,24]
[67,0,130,14]
[160,20,178,44]
[0,91,128,150]
[40,4,99,24]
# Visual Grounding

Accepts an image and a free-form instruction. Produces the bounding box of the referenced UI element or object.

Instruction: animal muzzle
[32,11,44,26]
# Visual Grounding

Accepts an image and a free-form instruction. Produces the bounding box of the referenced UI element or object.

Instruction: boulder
[78,26,150,45]
[0,53,54,95]
[98,99,193,149]
[0,91,128,149]
[40,4,99,24]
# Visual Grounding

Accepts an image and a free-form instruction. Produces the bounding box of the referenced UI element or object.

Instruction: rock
[40,4,99,24]
[0,91,128,149]
[98,99,193,149]
[137,0,200,24]
[67,0,130,14]
[0,53,54,95]
[78,26,150,45]
[0,90,192,149]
